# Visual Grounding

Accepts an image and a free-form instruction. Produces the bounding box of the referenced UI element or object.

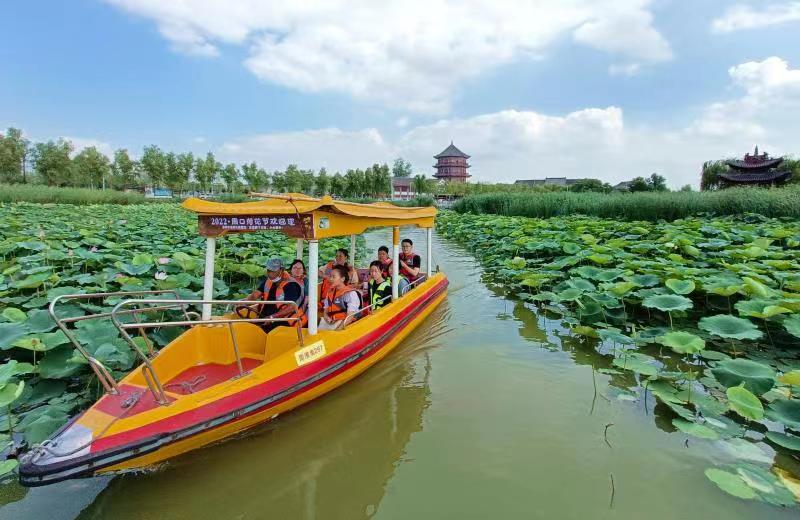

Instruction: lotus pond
[437,211,800,507]
[0,202,360,480]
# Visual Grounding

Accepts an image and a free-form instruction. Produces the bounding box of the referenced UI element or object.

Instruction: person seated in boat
[320,265,361,330]
[271,259,307,328]
[239,258,303,331]
[377,245,393,276]
[399,238,421,285]
[319,248,358,284]
[367,260,392,310]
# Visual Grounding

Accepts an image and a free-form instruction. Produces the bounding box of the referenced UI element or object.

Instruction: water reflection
[77,351,433,520]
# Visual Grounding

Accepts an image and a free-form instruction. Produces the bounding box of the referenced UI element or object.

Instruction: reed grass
[453,186,800,221]
[0,184,147,205]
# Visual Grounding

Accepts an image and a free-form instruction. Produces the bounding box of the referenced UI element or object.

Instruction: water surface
[1,229,796,519]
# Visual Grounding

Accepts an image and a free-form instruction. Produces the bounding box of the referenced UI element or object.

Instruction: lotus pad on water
[711,359,776,395]
[657,331,705,354]
[699,315,763,340]
[642,294,693,312]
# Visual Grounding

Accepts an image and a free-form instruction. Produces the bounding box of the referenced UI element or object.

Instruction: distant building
[514,177,595,187]
[392,177,415,200]
[718,146,792,188]
[144,187,173,198]
[612,181,634,192]
[433,142,471,183]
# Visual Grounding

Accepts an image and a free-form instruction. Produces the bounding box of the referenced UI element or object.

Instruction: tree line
[0,128,424,198]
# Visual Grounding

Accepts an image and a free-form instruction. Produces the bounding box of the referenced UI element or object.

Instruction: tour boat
[19,194,447,486]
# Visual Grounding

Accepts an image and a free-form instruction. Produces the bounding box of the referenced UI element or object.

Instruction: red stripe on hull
[91,278,447,453]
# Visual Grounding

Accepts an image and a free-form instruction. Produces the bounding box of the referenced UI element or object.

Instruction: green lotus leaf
[587,253,613,265]
[25,309,57,333]
[726,385,764,421]
[571,325,598,338]
[1,307,27,323]
[673,419,719,440]
[736,463,797,506]
[556,288,583,302]
[628,274,660,287]
[593,269,626,282]
[19,410,67,445]
[605,281,636,296]
[0,360,35,385]
[704,468,758,500]
[665,279,695,295]
[131,253,154,266]
[765,431,800,451]
[0,381,25,407]
[117,262,151,276]
[571,266,602,279]
[741,276,775,298]
[38,346,83,379]
[0,459,18,478]
[172,251,200,272]
[784,315,800,339]
[699,315,763,340]
[711,359,775,395]
[642,294,693,312]
[766,399,800,430]
[12,271,53,290]
[567,278,595,292]
[598,329,635,345]
[562,243,581,254]
[734,299,791,319]
[613,352,659,376]
[507,257,526,269]
[657,331,705,354]
[0,322,28,350]
[778,370,800,387]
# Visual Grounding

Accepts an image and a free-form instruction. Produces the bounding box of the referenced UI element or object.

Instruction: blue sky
[2,1,800,187]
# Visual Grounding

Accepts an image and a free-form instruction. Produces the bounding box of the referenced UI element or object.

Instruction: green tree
[373,163,391,197]
[299,169,316,194]
[568,179,612,193]
[701,160,729,191]
[314,167,330,196]
[627,177,650,192]
[72,146,111,189]
[140,145,167,187]
[32,139,73,186]
[412,174,430,195]
[0,128,30,183]
[283,164,303,192]
[647,173,668,192]
[679,184,693,192]
[176,152,195,192]
[195,152,220,192]
[111,149,139,189]
[242,162,268,192]
[392,157,413,177]
[330,172,345,197]
[271,170,287,192]
[221,163,240,192]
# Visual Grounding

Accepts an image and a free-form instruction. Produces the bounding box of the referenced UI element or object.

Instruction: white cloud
[711,2,800,33]
[64,137,114,157]
[216,57,800,189]
[218,128,390,172]
[107,0,671,113]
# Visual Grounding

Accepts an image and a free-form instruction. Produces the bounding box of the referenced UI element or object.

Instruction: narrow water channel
[1,229,795,519]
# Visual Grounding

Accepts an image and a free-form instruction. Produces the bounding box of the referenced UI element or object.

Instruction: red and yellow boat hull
[20,274,448,486]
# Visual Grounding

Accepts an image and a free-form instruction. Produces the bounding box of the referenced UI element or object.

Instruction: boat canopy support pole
[295,238,304,261]
[202,237,216,320]
[349,234,356,267]
[308,240,319,335]
[392,226,400,301]
[426,227,432,278]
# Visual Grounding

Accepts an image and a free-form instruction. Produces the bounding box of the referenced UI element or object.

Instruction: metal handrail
[340,275,428,329]
[110,298,304,405]
[48,290,189,395]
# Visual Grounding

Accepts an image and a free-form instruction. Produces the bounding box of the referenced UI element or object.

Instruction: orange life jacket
[324,284,360,322]
[263,273,305,327]
[286,276,307,328]
[400,252,419,281]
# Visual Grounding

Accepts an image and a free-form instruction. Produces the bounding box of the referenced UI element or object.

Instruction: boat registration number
[295,341,326,366]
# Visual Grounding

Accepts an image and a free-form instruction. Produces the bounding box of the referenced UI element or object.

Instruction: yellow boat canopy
[182,193,437,239]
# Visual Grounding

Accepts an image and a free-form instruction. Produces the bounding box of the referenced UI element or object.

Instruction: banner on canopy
[198,213,314,239]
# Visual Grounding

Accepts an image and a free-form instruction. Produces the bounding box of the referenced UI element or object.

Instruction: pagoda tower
[719,146,792,188]
[433,142,471,183]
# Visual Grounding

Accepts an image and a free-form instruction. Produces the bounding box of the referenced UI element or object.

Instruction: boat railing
[341,275,428,330]
[49,290,191,396]
[110,298,303,405]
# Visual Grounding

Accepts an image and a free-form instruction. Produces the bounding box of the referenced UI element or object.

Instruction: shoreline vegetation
[454,186,800,221]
